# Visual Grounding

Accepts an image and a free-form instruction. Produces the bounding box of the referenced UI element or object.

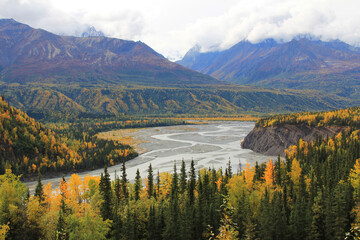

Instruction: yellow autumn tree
[158,172,172,199]
[243,162,255,190]
[68,174,84,215]
[263,159,275,188]
[289,158,302,190]
[0,224,9,240]
[26,196,45,238]
[350,159,360,225]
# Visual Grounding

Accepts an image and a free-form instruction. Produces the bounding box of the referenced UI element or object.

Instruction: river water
[26,121,271,192]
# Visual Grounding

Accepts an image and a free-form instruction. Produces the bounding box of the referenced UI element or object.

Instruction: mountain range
[0,19,356,119]
[0,18,218,86]
[178,38,360,99]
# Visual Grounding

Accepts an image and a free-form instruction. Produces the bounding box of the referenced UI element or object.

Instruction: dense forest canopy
[1,104,360,239]
[0,97,184,177]
[257,106,360,128]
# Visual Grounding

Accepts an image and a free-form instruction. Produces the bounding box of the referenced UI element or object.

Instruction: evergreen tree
[111,213,122,240]
[289,172,311,240]
[163,163,180,240]
[272,191,288,239]
[157,204,166,240]
[333,181,353,240]
[147,164,154,198]
[227,159,233,178]
[254,161,261,181]
[34,173,44,202]
[99,166,113,220]
[112,172,122,240]
[114,171,121,203]
[56,209,67,240]
[56,176,69,240]
[188,160,196,205]
[274,154,282,185]
[180,160,187,194]
[121,160,129,200]
[195,174,204,240]
[147,205,157,240]
[134,169,141,201]
[258,189,273,240]
[311,190,326,240]
[156,170,160,200]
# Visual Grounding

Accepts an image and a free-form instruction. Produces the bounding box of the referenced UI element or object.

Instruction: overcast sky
[0,0,359,60]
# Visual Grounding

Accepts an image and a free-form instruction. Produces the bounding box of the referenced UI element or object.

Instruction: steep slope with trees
[1,85,352,121]
[0,97,137,176]
[242,106,360,155]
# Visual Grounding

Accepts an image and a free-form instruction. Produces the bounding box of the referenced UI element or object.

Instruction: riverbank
[25,121,270,193]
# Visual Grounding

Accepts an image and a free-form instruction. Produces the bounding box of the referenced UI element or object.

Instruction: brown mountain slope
[178,38,360,98]
[0,19,219,86]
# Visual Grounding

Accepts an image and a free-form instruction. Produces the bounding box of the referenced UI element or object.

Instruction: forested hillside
[257,106,360,128]
[2,107,360,239]
[243,106,360,156]
[0,97,138,176]
[1,85,352,121]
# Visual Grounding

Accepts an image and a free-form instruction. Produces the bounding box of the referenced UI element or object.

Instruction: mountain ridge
[0,18,220,86]
[177,38,360,98]
[0,19,357,119]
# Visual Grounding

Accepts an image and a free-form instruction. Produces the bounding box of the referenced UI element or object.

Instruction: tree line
[257,106,360,128]
[1,126,360,239]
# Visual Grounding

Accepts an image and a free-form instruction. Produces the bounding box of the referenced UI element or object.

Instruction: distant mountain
[178,38,360,98]
[1,84,352,121]
[81,26,105,37]
[0,19,356,118]
[0,19,219,86]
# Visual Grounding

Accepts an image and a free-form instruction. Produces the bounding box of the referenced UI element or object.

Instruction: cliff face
[241,124,347,156]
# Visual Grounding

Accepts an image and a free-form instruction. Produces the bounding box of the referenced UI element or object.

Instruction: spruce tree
[289,172,310,240]
[134,169,141,201]
[34,173,44,202]
[56,209,67,240]
[227,159,233,178]
[180,160,187,194]
[112,172,122,240]
[121,160,129,200]
[272,191,288,239]
[56,176,69,240]
[333,182,353,240]
[99,166,113,220]
[147,164,154,198]
[147,205,156,239]
[156,170,160,200]
[163,163,180,240]
[275,154,282,185]
[188,160,196,205]
[311,190,326,240]
[114,171,121,202]
[195,174,204,239]
[258,189,273,240]
[254,161,265,182]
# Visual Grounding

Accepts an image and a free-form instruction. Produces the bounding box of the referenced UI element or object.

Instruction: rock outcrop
[241,124,348,156]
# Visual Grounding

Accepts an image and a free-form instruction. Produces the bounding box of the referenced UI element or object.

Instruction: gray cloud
[180,0,360,54]
[0,0,359,60]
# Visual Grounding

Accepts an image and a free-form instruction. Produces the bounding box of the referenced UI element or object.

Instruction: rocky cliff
[241,124,348,156]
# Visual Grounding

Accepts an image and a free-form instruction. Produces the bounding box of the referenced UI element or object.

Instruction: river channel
[26,121,271,192]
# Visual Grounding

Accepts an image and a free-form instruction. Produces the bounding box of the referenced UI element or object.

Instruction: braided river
[26,121,270,192]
